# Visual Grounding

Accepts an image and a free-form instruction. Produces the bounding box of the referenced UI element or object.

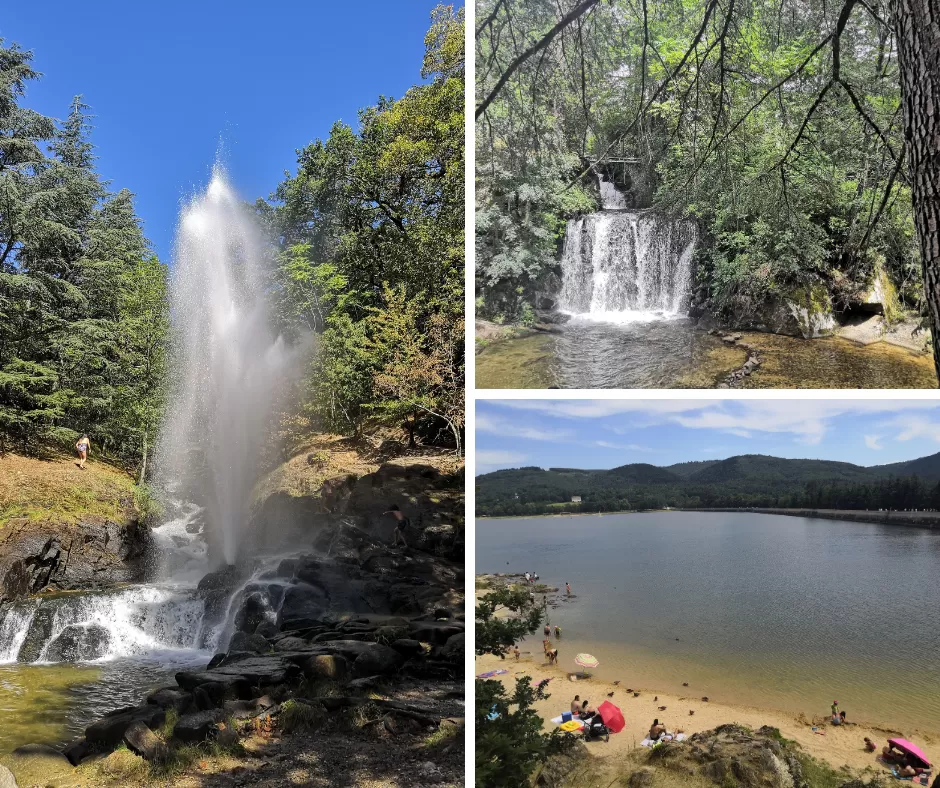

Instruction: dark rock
[223,696,275,719]
[146,687,193,714]
[15,607,56,662]
[174,710,223,743]
[10,743,68,763]
[352,644,404,676]
[206,652,226,669]
[440,632,464,661]
[277,583,329,625]
[390,639,424,657]
[227,631,270,654]
[44,623,111,661]
[123,720,168,762]
[410,622,464,645]
[196,564,243,593]
[176,669,253,695]
[86,704,166,747]
[194,686,215,710]
[274,636,315,652]
[255,620,279,639]
[62,739,93,766]
[346,675,383,691]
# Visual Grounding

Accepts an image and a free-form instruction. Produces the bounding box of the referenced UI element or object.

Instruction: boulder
[10,743,68,763]
[194,686,215,710]
[174,710,223,743]
[123,720,168,762]
[440,632,464,661]
[224,696,275,719]
[175,669,253,695]
[146,687,193,714]
[227,631,270,654]
[15,607,56,662]
[352,644,404,676]
[274,636,315,652]
[0,765,17,788]
[277,583,329,625]
[410,623,464,645]
[62,738,93,766]
[86,704,166,748]
[44,623,111,661]
[390,639,424,657]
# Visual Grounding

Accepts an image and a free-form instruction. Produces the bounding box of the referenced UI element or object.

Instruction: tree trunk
[139,429,148,485]
[894,0,940,381]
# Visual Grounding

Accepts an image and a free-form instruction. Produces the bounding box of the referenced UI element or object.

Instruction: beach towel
[476,670,509,679]
[551,714,584,729]
[530,677,553,688]
[889,770,931,785]
[559,720,582,732]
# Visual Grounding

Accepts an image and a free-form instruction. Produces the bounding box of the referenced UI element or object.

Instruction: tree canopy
[0,41,168,468]
[259,4,466,452]
[475,0,931,358]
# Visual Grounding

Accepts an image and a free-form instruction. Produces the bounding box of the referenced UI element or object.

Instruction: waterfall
[156,165,296,566]
[558,203,697,320]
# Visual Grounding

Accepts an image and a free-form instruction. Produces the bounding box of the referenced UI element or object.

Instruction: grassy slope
[0,453,136,529]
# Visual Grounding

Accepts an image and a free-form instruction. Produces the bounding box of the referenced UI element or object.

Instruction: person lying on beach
[571,695,582,715]
[650,719,666,739]
[864,737,877,752]
[882,744,907,763]
[898,763,926,778]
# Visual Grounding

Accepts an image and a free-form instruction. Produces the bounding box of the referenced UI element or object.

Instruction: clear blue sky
[2,1,455,263]
[476,400,940,474]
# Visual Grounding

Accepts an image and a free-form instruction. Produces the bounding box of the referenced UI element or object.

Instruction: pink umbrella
[888,738,931,768]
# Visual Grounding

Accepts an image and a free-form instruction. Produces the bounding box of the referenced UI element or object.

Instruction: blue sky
[476,400,940,474]
[2,1,451,263]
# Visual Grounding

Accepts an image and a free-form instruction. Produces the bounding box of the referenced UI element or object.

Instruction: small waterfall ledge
[557,190,698,320]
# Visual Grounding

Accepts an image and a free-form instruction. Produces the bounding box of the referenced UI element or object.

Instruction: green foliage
[0,41,169,470]
[477,455,940,515]
[475,583,544,657]
[261,6,465,451]
[475,0,920,324]
[476,676,568,788]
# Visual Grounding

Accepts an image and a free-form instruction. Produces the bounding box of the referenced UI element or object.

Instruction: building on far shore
[571,495,582,503]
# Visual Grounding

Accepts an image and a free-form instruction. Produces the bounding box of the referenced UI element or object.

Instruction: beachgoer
[513,645,520,661]
[550,648,559,664]
[566,582,571,596]
[882,744,906,763]
[544,624,551,637]
[75,434,90,469]
[831,700,839,717]
[554,625,561,638]
[831,712,841,725]
[650,719,666,739]
[840,710,848,725]
[571,695,581,715]
[525,572,530,583]
[384,504,409,548]
[864,737,877,752]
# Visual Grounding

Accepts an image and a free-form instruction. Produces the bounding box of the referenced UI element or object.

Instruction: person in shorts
[384,504,409,547]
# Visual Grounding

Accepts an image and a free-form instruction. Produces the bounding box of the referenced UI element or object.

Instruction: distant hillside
[476,452,940,517]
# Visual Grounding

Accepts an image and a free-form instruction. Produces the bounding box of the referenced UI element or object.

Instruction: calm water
[0,657,205,754]
[477,512,940,732]
[476,322,936,389]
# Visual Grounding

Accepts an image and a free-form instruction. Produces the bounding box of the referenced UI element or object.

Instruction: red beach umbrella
[597,700,625,734]
[888,738,931,768]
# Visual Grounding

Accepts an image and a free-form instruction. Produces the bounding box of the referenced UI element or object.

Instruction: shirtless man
[650,719,666,740]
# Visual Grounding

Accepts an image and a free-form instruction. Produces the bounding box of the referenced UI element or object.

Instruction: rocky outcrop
[0,517,151,604]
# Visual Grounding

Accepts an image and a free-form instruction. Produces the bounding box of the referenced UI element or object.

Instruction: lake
[476,512,940,733]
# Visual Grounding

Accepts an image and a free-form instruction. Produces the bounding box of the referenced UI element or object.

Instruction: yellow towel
[559,720,582,732]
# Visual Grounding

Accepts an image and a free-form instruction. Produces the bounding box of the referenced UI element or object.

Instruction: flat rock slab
[86,704,166,747]
[146,687,194,713]
[10,743,68,763]
[123,720,168,762]
[174,710,223,743]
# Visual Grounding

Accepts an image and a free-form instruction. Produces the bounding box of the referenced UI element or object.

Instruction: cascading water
[557,176,697,321]
[157,165,294,567]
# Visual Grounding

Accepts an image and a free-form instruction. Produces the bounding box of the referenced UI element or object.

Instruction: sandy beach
[476,650,939,777]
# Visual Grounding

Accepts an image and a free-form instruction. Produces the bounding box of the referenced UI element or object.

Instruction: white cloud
[893,416,940,443]
[476,450,529,474]
[594,440,658,452]
[476,412,574,442]
[864,434,883,450]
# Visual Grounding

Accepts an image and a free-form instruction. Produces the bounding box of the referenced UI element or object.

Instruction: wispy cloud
[893,416,940,443]
[476,450,529,474]
[476,412,575,442]
[864,434,883,450]
[594,440,659,452]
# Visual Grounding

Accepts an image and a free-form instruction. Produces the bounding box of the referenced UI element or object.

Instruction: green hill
[476,453,940,517]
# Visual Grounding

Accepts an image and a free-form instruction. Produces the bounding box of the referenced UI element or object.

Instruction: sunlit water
[477,512,940,733]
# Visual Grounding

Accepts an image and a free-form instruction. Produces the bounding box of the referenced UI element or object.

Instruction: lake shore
[475,649,937,778]
[477,508,940,529]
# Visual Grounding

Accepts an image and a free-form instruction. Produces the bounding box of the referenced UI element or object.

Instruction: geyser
[157,166,292,566]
